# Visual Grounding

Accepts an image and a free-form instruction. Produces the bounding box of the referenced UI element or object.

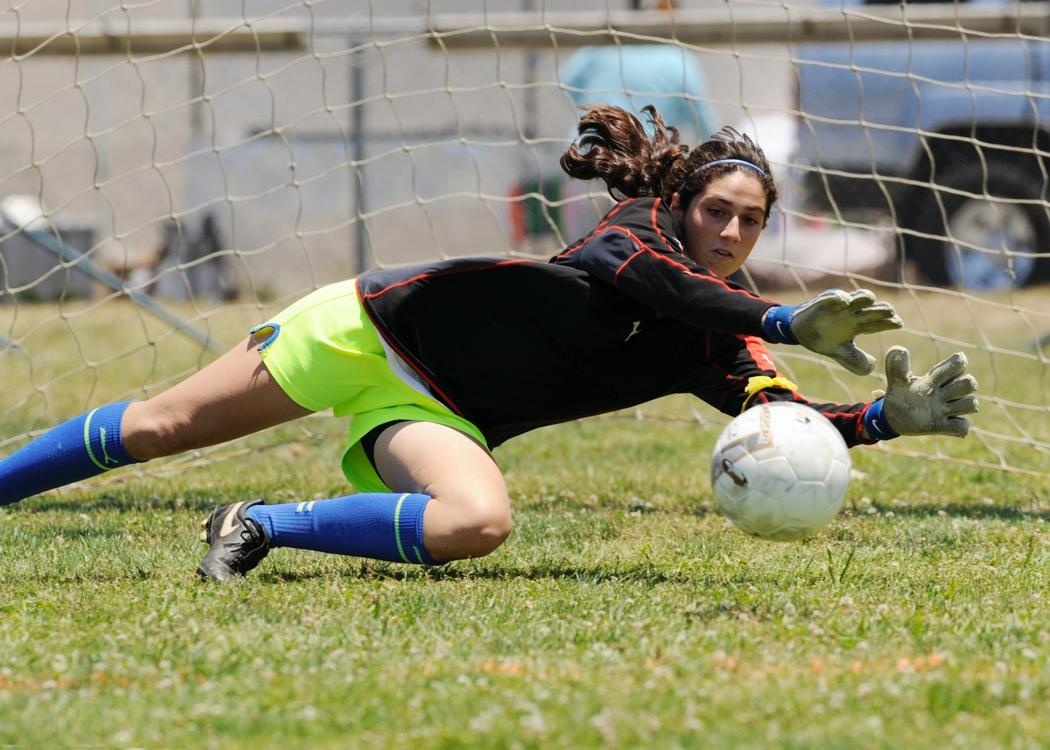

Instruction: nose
[721,216,741,242]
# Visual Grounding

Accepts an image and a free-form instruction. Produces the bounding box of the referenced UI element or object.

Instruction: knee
[470,503,513,556]
[443,498,513,559]
[121,401,192,461]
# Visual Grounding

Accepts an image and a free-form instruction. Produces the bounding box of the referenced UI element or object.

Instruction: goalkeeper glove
[762,288,903,375]
[863,346,979,440]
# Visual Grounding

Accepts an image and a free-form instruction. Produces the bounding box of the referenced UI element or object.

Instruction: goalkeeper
[0,105,978,581]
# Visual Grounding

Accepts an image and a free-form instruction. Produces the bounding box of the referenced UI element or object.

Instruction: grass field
[2,289,1050,748]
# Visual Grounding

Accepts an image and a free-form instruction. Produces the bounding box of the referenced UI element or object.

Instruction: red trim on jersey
[606,226,770,302]
[748,387,866,442]
[736,334,777,373]
[710,360,748,413]
[792,394,867,440]
[552,231,597,261]
[552,198,637,261]
[597,197,634,230]
[614,249,647,283]
[814,408,865,421]
[812,401,869,444]
[361,259,533,300]
[857,401,877,443]
[650,198,676,254]
[356,284,467,417]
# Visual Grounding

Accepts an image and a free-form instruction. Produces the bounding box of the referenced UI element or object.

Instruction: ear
[669,192,681,213]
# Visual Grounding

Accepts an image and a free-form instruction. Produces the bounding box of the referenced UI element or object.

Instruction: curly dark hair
[560,105,778,223]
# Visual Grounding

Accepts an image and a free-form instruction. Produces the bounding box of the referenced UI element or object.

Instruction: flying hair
[560,107,778,222]
[559,105,687,200]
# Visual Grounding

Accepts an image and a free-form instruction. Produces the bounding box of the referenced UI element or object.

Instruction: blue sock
[0,401,140,506]
[247,493,437,565]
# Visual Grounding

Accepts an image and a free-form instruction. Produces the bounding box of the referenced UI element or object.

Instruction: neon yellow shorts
[252,279,488,493]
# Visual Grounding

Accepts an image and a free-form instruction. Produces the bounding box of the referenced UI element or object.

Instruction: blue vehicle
[794,1,1050,289]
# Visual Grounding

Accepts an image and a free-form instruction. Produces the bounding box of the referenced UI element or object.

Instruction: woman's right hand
[763,288,903,375]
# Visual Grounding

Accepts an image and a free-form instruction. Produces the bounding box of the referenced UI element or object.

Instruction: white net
[0,0,1047,478]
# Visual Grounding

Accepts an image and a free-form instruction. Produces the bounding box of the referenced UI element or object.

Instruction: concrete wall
[0,1,796,299]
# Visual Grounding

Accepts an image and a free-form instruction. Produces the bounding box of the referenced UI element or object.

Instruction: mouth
[711,249,734,261]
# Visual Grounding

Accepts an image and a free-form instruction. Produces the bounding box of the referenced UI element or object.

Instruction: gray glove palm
[881,346,980,437]
[789,289,903,376]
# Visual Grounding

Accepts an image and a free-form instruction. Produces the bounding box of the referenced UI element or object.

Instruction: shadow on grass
[852,502,1050,522]
[262,561,692,586]
[12,498,1041,523]
[9,567,160,584]
[0,525,126,540]
[8,495,224,514]
[14,495,714,519]
[11,564,688,587]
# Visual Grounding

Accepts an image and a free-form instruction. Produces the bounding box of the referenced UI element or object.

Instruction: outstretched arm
[555,198,902,375]
[553,198,778,336]
[691,332,877,447]
[761,289,903,376]
[692,335,978,448]
[862,346,979,440]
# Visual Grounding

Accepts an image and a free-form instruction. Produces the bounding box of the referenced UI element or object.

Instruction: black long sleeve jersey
[357,196,876,449]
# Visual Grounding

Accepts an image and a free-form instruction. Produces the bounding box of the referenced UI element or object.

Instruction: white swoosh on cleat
[219,502,246,537]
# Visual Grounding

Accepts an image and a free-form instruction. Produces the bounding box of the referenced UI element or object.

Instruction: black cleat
[196,499,270,582]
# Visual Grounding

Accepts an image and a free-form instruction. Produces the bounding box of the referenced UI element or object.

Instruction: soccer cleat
[196,499,270,582]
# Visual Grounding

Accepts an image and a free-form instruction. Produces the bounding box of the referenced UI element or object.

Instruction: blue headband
[695,158,767,177]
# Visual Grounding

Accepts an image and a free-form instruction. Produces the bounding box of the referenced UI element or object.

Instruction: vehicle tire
[901,155,1050,289]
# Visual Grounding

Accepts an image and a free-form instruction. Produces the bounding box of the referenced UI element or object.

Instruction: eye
[743,216,761,227]
[706,207,724,218]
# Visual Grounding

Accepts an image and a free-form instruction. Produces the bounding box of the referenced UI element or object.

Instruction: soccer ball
[710,401,851,541]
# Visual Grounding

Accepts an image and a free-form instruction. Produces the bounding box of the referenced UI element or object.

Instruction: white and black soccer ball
[710,401,851,541]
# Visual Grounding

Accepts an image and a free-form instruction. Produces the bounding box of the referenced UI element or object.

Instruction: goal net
[1,0,1047,483]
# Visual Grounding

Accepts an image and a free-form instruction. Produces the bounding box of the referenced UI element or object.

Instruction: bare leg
[122,336,313,461]
[372,421,511,561]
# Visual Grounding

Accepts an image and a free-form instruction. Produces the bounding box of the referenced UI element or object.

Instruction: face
[673,171,768,278]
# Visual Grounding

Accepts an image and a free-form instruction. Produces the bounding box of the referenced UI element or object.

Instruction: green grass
[2,289,1050,747]
[2,420,1050,748]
